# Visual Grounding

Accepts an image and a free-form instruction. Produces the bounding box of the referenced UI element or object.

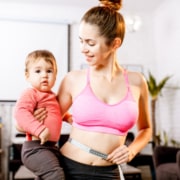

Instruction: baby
[14,50,64,180]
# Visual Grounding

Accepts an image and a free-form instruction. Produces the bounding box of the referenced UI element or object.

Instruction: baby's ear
[25,72,29,79]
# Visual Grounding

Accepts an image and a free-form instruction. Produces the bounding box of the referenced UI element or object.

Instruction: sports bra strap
[87,68,90,84]
[123,69,130,91]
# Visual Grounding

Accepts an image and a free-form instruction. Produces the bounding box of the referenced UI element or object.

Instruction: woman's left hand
[34,107,47,122]
[106,145,130,164]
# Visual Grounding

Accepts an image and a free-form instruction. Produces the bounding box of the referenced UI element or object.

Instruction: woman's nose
[80,43,89,53]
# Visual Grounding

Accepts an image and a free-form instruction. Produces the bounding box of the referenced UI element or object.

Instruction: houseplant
[146,71,171,147]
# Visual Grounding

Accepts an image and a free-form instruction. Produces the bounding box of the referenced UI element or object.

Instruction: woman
[35,0,152,179]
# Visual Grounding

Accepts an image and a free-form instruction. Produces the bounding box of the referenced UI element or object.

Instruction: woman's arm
[127,73,152,161]
[16,124,25,133]
[57,72,73,116]
[107,73,152,164]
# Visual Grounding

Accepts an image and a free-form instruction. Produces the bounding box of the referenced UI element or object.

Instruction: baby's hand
[39,128,50,145]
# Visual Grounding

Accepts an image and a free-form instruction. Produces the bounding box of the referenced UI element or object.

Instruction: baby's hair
[25,50,57,74]
[81,0,125,46]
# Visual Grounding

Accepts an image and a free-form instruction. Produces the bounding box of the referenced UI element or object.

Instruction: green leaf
[146,71,172,100]
[157,76,172,94]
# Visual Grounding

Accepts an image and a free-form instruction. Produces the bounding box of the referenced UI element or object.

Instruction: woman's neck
[90,62,123,82]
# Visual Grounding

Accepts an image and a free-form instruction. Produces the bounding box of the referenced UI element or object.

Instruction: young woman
[32,0,152,179]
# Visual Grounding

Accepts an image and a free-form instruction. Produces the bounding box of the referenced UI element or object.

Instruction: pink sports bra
[72,69,139,136]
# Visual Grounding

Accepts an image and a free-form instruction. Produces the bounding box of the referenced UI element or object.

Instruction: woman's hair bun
[99,0,122,11]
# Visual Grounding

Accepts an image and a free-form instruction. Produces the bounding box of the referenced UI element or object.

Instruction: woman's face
[79,21,114,67]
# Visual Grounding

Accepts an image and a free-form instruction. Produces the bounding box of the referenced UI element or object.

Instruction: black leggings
[60,155,121,180]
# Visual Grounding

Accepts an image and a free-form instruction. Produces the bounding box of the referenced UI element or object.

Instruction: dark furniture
[122,164,142,180]
[153,146,180,180]
[0,125,3,179]
[8,143,23,180]
[125,132,156,180]
[8,133,26,180]
[128,153,155,180]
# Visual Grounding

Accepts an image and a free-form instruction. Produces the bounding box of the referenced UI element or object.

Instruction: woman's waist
[60,128,125,166]
[70,126,126,148]
[61,142,113,166]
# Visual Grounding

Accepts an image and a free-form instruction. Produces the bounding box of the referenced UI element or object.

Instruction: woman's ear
[113,38,121,49]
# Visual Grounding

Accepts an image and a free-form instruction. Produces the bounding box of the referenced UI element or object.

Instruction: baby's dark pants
[21,140,65,180]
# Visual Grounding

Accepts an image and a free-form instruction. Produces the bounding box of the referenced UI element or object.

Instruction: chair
[153,145,180,180]
[125,132,156,180]
[8,143,23,180]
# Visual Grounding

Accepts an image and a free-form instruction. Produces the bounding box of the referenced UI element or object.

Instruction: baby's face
[26,58,56,92]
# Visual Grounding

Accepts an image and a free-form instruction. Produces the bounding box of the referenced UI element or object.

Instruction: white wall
[154,0,180,83]
[0,2,74,179]
[153,0,180,144]
[0,20,69,100]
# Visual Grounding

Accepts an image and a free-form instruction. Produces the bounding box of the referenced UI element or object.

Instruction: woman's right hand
[34,107,47,122]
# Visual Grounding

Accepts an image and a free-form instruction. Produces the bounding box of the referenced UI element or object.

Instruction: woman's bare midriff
[60,127,126,166]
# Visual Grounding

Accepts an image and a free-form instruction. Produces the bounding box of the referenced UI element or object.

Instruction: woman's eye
[88,43,95,46]
[88,41,95,46]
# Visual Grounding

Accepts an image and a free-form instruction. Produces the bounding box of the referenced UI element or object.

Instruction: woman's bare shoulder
[63,69,87,84]
[126,70,147,87]
[68,69,86,76]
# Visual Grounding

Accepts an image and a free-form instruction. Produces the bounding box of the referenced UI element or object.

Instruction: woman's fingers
[107,145,130,164]
[33,108,47,121]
